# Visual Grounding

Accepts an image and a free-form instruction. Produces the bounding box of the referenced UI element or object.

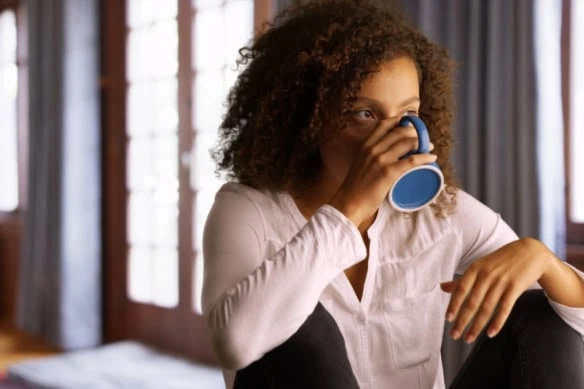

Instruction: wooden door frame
[562,0,584,268]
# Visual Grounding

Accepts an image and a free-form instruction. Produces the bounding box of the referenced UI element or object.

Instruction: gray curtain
[19,0,101,350]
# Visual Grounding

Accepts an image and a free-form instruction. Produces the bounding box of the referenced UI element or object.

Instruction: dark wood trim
[0,0,17,11]
[254,0,273,35]
[101,0,128,343]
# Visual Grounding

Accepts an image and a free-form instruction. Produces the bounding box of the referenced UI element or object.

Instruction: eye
[353,109,376,120]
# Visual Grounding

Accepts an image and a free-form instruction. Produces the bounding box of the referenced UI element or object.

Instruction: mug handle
[398,115,431,154]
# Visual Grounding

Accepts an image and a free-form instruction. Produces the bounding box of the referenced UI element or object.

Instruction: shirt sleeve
[545,263,584,337]
[450,190,518,276]
[202,186,367,370]
[451,190,584,340]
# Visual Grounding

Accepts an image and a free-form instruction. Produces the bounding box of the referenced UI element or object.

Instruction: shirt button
[357,311,366,324]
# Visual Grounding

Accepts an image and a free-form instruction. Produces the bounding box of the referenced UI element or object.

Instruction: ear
[440,279,458,294]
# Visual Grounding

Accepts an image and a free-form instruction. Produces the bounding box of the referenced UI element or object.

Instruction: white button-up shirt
[202,183,584,389]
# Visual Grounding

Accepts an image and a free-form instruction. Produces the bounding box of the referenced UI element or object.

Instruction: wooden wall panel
[0,213,23,324]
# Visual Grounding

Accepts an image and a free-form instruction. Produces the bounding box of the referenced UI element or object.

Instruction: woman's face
[320,56,421,186]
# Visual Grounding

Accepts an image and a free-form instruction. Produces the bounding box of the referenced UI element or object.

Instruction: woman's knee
[507,289,583,358]
[273,302,348,359]
[234,302,358,389]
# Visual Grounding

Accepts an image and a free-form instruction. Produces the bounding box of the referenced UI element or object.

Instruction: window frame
[0,0,28,218]
[102,0,273,362]
[562,0,584,267]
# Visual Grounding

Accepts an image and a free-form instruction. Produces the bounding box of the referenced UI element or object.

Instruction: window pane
[0,10,17,65]
[128,192,154,245]
[128,247,153,303]
[191,133,219,191]
[153,134,179,185]
[152,248,179,307]
[193,7,225,71]
[223,66,239,101]
[127,82,154,136]
[224,0,253,66]
[193,0,223,10]
[127,138,154,190]
[127,21,178,82]
[571,0,584,222]
[127,27,150,81]
[0,10,19,212]
[193,70,225,132]
[153,79,179,133]
[150,20,179,78]
[128,0,178,28]
[127,81,178,158]
[154,204,178,247]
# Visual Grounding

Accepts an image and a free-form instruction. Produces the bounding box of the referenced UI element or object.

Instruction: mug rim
[388,164,445,213]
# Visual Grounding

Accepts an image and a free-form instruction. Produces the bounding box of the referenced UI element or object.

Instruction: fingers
[486,287,521,338]
[363,118,402,148]
[369,125,418,156]
[445,271,477,329]
[461,280,506,343]
[445,270,522,343]
[388,153,438,176]
[440,280,458,293]
[450,272,492,341]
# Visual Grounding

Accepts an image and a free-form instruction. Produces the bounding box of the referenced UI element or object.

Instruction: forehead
[357,56,420,101]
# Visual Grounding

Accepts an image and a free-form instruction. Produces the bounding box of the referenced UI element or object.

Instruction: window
[563,0,584,267]
[102,0,270,359]
[569,0,583,223]
[123,0,256,312]
[190,0,254,313]
[125,0,180,308]
[0,9,19,211]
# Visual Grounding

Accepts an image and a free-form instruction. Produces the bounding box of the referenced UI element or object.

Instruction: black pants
[233,290,584,389]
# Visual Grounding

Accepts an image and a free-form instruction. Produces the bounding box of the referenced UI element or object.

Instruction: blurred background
[0,0,581,387]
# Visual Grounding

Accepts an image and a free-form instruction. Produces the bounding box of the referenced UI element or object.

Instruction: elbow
[209,323,257,371]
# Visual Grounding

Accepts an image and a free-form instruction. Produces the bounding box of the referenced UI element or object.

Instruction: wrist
[528,238,558,284]
[328,194,363,227]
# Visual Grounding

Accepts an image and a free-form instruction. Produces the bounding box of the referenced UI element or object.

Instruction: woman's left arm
[442,238,584,344]
[442,190,584,344]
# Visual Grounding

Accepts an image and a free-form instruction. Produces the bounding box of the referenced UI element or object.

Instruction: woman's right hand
[328,118,437,228]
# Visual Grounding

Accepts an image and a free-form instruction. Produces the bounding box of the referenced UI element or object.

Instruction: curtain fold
[19,0,101,350]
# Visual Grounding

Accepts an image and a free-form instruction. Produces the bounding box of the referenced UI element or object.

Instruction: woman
[202,1,584,388]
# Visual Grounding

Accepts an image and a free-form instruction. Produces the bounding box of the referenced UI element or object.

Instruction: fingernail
[487,329,496,338]
[451,329,460,339]
[465,334,474,344]
[446,312,454,322]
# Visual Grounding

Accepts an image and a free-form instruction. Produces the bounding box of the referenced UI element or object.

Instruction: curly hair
[212,0,458,214]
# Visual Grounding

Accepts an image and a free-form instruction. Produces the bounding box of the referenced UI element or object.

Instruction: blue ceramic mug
[388,115,444,212]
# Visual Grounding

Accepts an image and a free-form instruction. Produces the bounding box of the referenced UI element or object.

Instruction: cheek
[321,129,365,180]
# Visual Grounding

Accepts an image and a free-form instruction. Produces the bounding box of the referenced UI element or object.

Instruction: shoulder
[211,182,280,220]
[450,188,496,218]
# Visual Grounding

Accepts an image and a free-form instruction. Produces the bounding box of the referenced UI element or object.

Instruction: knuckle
[478,304,492,316]
[465,299,479,311]
[372,152,383,165]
